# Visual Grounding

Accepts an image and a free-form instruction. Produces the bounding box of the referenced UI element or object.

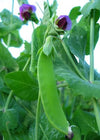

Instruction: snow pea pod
[37,51,69,135]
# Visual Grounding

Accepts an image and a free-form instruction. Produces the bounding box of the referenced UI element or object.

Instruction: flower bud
[19,4,36,21]
[55,15,72,31]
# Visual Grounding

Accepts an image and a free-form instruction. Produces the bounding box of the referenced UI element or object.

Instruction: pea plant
[0,0,100,139]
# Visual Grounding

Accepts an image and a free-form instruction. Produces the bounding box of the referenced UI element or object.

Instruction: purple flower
[55,15,72,31]
[19,4,36,21]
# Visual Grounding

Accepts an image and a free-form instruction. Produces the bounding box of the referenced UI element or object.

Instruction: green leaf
[78,17,99,55]
[3,132,32,140]
[55,62,100,99]
[0,77,10,93]
[71,126,81,140]
[85,132,100,140]
[3,30,23,47]
[0,22,22,37]
[53,38,78,74]
[0,109,18,131]
[65,25,87,60]
[72,109,98,135]
[86,23,99,55]
[31,25,47,72]
[0,42,18,70]
[5,71,38,101]
[81,0,100,17]
[17,54,30,71]
[17,0,28,5]
[0,9,22,26]
[51,0,58,15]
[93,99,100,132]
[24,41,31,54]
[69,6,81,20]
[42,2,51,24]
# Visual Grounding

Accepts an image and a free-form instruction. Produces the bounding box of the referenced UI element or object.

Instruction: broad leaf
[78,17,99,55]
[69,6,81,20]
[72,109,98,135]
[0,9,22,26]
[42,2,51,24]
[0,22,22,37]
[0,109,18,131]
[3,30,23,47]
[17,54,30,71]
[85,132,100,140]
[65,25,87,61]
[0,42,18,71]
[81,0,100,17]
[0,77,10,93]
[50,0,58,15]
[53,38,78,74]
[54,61,100,99]
[31,25,47,72]
[5,71,38,101]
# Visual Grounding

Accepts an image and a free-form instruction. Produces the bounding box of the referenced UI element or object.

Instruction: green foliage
[0,109,18,131]
[31,25,47,72]
[5,71,38,101]
[69,6,81,20]
[65,25,87,60]
[81,0,100,17]
[0,42,18,71]
[0,0,100,139]
[3,30,23,47]
[72,109,98,135]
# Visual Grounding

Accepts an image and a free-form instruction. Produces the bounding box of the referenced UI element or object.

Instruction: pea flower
[19,4,36,21]
[55,15,72,31]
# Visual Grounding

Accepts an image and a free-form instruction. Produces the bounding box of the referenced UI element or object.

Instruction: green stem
[30,22,34,72]
[90,9,94,82]
[61,41,87,81]
[22,57,30,71]
[90,9,100,133]
[7,0,14,48]
[35,94,41,140]
[39,124,49,140]
[4,91,13,112]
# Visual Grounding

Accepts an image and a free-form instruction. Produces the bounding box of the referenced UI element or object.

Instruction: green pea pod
[37,51,69,135]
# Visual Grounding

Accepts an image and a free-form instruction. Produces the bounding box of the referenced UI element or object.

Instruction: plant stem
[90,8,100,133]
[30,22,34,72]
[90,10,94,82]
[22,57,30,71]
[61,41,87,81]
[4,91,13,112]
[7,0,14,48]
[35,94,41,140]
[39,124,49,140]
